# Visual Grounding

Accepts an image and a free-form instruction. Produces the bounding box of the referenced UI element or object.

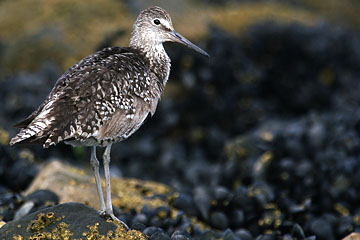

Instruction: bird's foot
[99,209,106,216]
[99,210,129,230]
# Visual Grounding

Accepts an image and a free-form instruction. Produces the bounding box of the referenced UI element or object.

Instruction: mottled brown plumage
[11,47,158,147]
[10,6,209,225]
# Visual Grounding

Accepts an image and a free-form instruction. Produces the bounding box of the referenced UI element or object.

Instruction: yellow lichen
[253,151,273,175]
[111,178,173,213]
[79,221,146,240]
[69,167,86,176]
[19,149,35,162]
[334,203,350,216]
[27,212,57,233]
[0,128,9,145]
[157,209,168,219]
[17,212,141,240]
[257,204,283,229]
[12,236,24,240]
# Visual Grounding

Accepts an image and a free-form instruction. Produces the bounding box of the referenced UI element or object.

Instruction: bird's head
[130,6,209,57]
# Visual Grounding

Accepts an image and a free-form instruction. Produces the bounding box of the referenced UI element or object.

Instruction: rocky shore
[2,1,360,239]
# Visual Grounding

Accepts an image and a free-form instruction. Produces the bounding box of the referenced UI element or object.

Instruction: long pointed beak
[169,30,210,57]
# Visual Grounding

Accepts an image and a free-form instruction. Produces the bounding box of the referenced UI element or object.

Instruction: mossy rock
[0,202,147,239]
[22,160,208,231]
[24,160,174,213]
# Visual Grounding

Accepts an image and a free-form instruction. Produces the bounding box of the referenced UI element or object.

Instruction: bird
[9,6,209,227]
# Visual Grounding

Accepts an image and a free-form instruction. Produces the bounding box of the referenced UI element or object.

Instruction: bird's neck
[129,38,171,97]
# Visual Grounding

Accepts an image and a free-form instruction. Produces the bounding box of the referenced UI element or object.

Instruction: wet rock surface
[1,15,360,240]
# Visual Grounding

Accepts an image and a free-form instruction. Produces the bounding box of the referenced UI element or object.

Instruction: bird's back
[10,47,159,148]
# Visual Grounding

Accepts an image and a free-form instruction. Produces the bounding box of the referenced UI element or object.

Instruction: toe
[109,214,129,230]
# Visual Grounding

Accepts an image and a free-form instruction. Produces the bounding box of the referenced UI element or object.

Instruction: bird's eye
[153,19,160,25]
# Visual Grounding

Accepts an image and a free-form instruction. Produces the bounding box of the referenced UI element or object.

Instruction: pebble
[291,223,305,239]
[230,210,245,228]
[143,226,165,237]
[150,232,171,240]
[222,229,239,240]
[235,229,253,240]
[171,230,192,240]
[172,193,197,216]
[25,189,59,205]
[310,218,335,240]
[213,186,232,203]
[193,186,211,221]
[132,222,147,232]
[210,210,229,230]
[132,213,148,225]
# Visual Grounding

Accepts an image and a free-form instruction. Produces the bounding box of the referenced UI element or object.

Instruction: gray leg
[103,144,114,217]
[90,146,106,213]
[103,144,129,228]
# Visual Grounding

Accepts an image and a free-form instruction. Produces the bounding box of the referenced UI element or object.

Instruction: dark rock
[231,186,253,210]
[133,213,149,226]
[156,206,171,219]
[222,229,240,240]
[282,234,294,240]
[210,210,229,230]
[235,229,253,240]
[200,230,222,239]
[172,210,184,227]
[0,192,22,222]
[337,216,353,237]
[171,230,192,240]
[172,193,197,216]
[255,234,274,240]
[25,190,59,205]
[144,226,165,237]
[310,218,335,240]
[141,205,157,218]
[177,218,192,233]
[0,203,141,239]
[2,152,38,191]
[150,232,171,240]
[193,186,211,221]
[250,181,274,206]
[213,186,232,203]
[132,222,147,232]
[230,210,245,228]
[291,223,305,239]
[117,213,131,226]
[150,217,162,228]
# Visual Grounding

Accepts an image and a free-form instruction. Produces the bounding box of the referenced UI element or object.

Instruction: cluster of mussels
[2,21,360,239]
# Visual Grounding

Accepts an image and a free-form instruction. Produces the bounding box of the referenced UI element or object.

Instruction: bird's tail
[9,100,56,146]
[9,117,51,146]
[10,96,79,148]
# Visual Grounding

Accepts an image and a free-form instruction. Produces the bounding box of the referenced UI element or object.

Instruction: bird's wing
[10,47,153,147]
